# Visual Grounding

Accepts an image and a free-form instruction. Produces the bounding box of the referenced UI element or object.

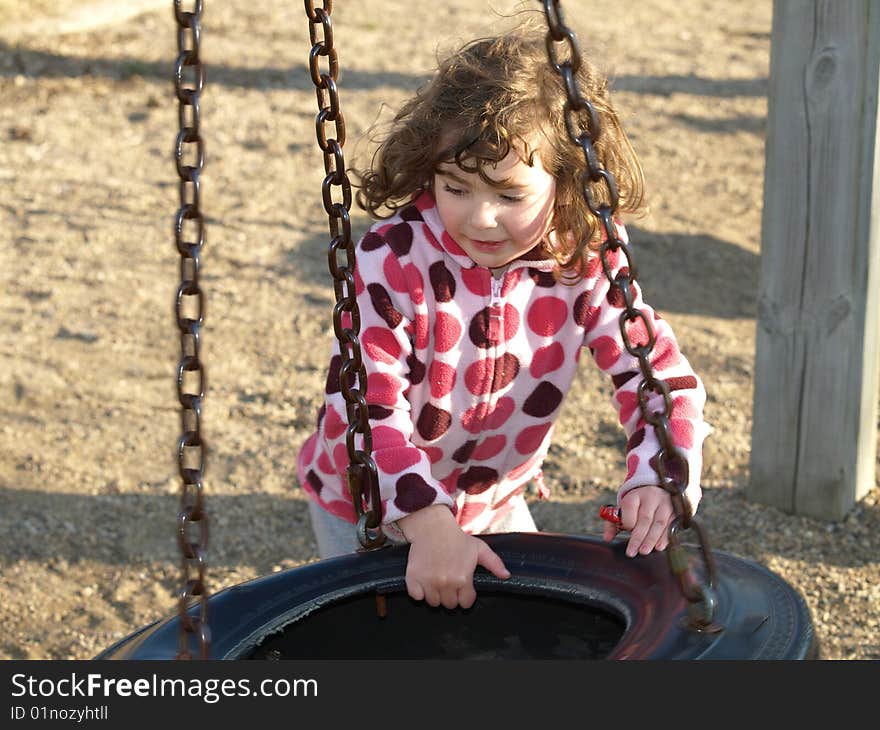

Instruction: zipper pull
[488,274,504,342]
[490,275,503,304]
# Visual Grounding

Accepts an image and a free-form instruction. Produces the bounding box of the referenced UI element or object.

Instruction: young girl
[296,22,709,611]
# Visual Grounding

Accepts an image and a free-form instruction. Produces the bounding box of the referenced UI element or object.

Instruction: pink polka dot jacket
[296,190,709,535]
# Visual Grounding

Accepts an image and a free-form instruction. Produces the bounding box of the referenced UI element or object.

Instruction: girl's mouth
[471,239,505,251]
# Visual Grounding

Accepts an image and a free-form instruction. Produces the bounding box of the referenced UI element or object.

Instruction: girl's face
[433,147,556,275]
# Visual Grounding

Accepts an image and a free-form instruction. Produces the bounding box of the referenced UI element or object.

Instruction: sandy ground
[0,0,877,660]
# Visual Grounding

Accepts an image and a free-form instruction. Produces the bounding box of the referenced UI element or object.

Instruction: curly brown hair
[354,19,645,282]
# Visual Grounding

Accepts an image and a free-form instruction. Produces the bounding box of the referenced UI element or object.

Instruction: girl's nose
[470,200,498,229]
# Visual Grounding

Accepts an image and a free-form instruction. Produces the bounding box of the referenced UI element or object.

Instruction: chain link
[173,0,210,658]
[305,1,385,550]
[540,0,720,630]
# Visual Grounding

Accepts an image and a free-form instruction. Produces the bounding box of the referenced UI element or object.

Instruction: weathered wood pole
[749,0,880,520]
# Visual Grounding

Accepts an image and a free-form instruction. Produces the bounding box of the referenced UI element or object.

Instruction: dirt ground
[1,0,877,660]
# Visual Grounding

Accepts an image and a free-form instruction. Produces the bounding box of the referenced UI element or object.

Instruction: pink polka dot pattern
[333,442,349,473]
[372,425,406,449]
[385,222,413,256]
[393,473,436,513]
[422,223,444,252]
[317,451,334,475]
[669,418,694,449]
[367,404,393,420]
[461,397,516,433]
[468,304,520,348]
[484,397,515,429]
[589,336,621,370]
[404,263,425,304]
[375,447,422,474]
[577,302,600,332]
[323,405,347,439]
[667,375,699,392]
[300,433,317,465]
[296,193,707,536]
[672,395,700,420]
[617,390,639,425]
[626,428,645,451]
[429,261,456,301]
[440,468,462,494]
[361,231,384,251]
[324,354,341,395]
[514,422,552,454]
[622,315,649,349]
[366,372,400,406]
[530,342,564,378]
[461,267,490,296]
[648,452,686,484]
[457,501,487,524]
[367,283,403,329]
[606,269,630,308]
[383,253,408,293]
[400,205,423,222]
[306,469,323,494]
[441,231,466,257]
[527,296,568,336]
[464,353,520,395]
[528,267,556,287]
[452,440,477,463]
[363,327,402,364]
[523,381,563,417]
[417,402,452,440]
[458,466,499,494]
[434,311,463,352]
[406,352,426,385]
[651,337,681,371]
[472,435,506,460]
[500,275,518,297]
[423,446,444,464]
[612,371,639,389]
[625,453,639,481]
[428,360,457,398]
[413,314,429,349]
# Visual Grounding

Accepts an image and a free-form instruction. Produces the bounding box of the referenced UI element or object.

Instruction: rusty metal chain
[305,1,385,550]
[173,0,210,658]
[541,0,720,630]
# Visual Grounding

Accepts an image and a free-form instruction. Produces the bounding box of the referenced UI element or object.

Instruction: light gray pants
[308,496,538,559]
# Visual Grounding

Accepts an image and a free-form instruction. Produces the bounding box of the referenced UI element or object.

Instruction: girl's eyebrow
[436,167,470,185]
[437,165,527,190]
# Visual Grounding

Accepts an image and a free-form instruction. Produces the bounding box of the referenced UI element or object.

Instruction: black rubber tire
[96,533,817,660]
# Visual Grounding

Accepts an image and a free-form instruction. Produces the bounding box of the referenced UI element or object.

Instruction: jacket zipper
[488,274,504,343]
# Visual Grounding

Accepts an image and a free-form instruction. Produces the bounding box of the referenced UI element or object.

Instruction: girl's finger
[423,586,441,608]
[406,576,425,603]
[638,516,668,555]
[626,517,651,557]
[458,584,477,610]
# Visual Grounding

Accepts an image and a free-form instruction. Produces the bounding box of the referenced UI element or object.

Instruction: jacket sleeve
[320,221,455,528]
[582,223,709,516]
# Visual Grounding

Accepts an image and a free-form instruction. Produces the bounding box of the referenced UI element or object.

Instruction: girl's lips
[471,239,505,250]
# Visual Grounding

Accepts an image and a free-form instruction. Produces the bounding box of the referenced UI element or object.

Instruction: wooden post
[749,0,880,520]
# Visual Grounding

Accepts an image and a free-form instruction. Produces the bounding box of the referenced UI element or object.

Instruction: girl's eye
[443,184,466,196]
[500,194,525,203]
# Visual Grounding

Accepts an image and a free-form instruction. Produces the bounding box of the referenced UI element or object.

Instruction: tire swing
[98,1,816,661]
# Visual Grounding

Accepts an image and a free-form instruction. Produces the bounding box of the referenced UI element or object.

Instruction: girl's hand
[602,485,674,558]
[397,504,511,609]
